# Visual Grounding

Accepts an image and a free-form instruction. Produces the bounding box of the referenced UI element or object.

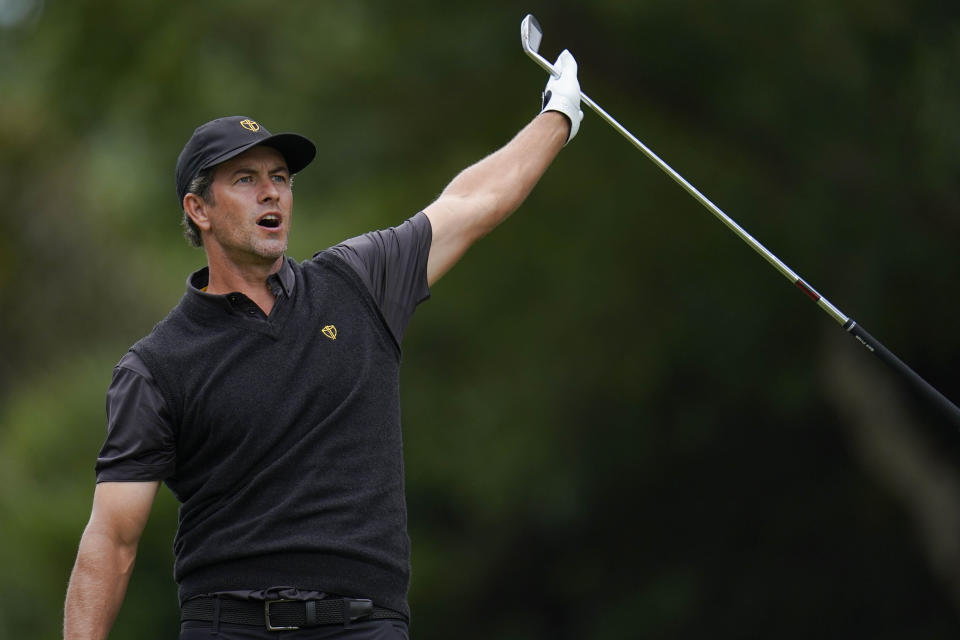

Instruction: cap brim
[199,132,317,175]
[258,133,317,174]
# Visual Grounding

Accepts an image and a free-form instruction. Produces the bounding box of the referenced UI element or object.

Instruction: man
[63,50,582,639]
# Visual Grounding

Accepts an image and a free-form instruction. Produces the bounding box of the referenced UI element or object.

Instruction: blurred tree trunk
[821,329,960,614]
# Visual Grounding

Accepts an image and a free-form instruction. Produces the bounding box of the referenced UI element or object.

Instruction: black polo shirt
[96,213,431,485]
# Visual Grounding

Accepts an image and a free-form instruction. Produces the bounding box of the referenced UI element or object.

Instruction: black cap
[175,116,317,204]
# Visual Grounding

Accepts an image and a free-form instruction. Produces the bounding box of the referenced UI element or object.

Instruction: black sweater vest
[132,253,410,616]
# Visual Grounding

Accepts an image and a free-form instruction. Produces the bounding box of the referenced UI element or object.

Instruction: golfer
[63,51,582,640]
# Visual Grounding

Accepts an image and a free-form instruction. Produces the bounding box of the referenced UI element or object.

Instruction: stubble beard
[249,233,288,263]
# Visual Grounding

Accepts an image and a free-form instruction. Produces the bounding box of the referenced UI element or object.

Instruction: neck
[204,252,284,316]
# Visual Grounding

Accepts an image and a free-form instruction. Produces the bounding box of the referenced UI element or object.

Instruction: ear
[183,193,212,233]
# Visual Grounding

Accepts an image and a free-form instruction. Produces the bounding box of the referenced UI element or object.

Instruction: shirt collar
[270,257,296,298]
[186,257,296,303]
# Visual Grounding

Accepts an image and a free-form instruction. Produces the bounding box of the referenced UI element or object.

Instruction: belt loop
[211,595,221,636]
[305,600,317,626]
[341,598,352,629]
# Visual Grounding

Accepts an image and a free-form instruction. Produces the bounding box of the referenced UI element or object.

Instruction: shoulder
[108,351,163,407]
[115,350,153,380]
[324,212,432,265]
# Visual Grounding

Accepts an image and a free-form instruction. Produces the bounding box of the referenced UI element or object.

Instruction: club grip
[845,320,960,428]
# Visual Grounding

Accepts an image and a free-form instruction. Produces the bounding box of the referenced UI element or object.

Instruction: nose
[259,178,280,203]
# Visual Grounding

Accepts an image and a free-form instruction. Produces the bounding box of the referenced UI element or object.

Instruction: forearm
[424,111,569,284]
[422,47,580,285]
[439,111,569,230]
[64,529,138,640]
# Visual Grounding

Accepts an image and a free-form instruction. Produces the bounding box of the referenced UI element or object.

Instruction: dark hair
[181,166,215,248]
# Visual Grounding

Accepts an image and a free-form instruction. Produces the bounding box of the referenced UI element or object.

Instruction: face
[190,145,293,267]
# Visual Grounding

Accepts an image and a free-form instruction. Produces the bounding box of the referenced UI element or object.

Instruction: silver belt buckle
[264,599,299,631]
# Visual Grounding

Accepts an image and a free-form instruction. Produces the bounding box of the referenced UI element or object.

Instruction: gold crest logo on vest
[322,325,337,340]
[240,119,260,132]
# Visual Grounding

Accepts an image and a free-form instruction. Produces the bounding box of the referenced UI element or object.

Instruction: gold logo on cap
[240,119,260,132]
[322,325,338,340]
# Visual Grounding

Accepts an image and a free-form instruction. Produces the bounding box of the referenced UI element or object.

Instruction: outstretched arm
[423,50,582,286]
[64,481,159,640]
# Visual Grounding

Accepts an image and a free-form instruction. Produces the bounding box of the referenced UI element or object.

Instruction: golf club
[520,14,960,427]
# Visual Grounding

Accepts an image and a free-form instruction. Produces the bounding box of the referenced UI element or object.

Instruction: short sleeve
[95,351,177,483]
[323,211,432,343]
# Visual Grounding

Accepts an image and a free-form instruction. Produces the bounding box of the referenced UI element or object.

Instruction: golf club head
[520,14,558,76]
[520,14,542,55]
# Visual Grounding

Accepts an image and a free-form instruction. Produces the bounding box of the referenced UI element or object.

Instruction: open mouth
[257,214,281,229]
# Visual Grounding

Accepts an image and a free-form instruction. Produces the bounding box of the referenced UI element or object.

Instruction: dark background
[2,1,959,638]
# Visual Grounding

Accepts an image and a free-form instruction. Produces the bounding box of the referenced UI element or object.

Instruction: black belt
[181,595,406,631]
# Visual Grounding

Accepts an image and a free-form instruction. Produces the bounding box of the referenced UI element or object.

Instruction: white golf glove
[541,49,583,144]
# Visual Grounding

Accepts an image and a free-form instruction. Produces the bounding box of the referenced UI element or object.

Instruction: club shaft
[526,45,960,427]
[529,48,850,325]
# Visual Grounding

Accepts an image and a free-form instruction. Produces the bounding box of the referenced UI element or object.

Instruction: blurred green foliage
[2,0,960,638]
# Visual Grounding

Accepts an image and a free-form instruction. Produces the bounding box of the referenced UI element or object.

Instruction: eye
[271,174,288,184]
[236,176,253,184]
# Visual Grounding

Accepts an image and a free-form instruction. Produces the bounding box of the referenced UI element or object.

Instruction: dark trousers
[179,620,409,639]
